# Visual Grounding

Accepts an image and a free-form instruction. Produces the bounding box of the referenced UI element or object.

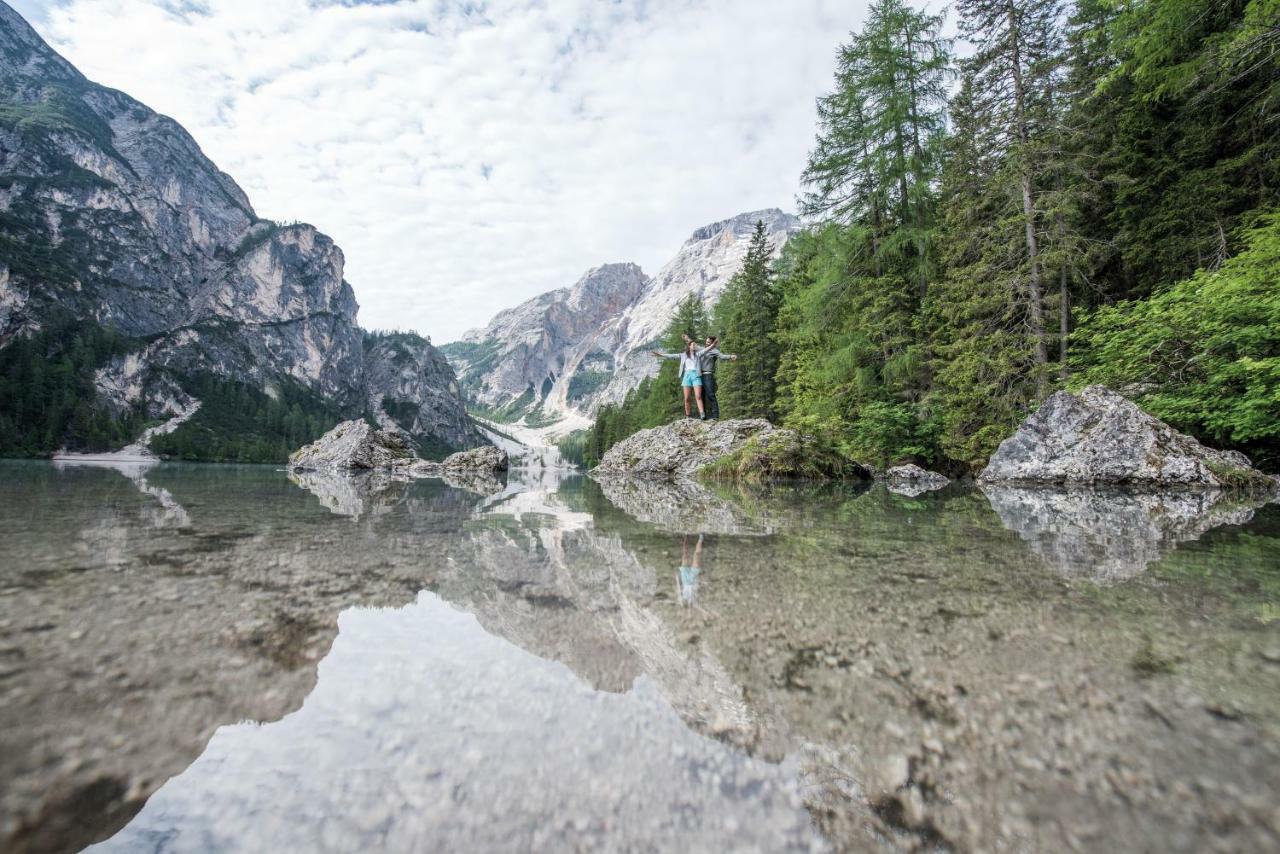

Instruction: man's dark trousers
[701,373,719,419]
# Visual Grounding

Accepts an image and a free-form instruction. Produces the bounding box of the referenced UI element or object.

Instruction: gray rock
[407,444,510,478]
[592,419,778,481]
[288,421,414,472]
[979,386,1273,489]
[884,464,948,496]
[591,418,861,482]
[363,333,483,453]
[443,445,509,473]
[0,7,480,454]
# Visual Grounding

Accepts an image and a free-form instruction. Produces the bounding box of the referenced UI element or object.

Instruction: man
[683,333,737,420]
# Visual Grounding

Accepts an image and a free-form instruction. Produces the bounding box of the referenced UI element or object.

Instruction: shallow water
[1,460,1278,852]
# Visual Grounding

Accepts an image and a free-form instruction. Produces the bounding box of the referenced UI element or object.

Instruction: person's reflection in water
[678,533,704,607]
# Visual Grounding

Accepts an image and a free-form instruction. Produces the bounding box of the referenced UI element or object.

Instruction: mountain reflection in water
[1,460,1278,853]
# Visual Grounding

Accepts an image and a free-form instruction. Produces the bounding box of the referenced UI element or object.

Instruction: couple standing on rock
[650,333,738,421]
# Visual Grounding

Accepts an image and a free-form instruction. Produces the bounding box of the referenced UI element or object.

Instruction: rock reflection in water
[288,469,412,519]
[290,468,507,520]
[53,457,191,528]
[981,485,1268,581]
[592,475,776,535]
[89,594,821,853]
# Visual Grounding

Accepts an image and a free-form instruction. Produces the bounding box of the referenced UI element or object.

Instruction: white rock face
[443,210,801,421]
[979,386,1273,489]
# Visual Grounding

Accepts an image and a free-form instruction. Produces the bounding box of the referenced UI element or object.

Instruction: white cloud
[23,0,866,341]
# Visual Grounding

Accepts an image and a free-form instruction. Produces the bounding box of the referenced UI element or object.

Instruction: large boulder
[884,464,949,496]
[592,418,865,482]
[288,420,414,471]
[980,386,1273,489]
[443,444,509,473]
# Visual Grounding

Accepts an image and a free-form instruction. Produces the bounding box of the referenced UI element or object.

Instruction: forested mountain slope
[585,0,1279,473]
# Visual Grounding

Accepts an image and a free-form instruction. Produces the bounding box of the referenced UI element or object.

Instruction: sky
[13,0,869,342]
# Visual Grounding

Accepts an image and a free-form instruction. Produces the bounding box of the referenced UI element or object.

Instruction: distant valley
[440,209,799,425]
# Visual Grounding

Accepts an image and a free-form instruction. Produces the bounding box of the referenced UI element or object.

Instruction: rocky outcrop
[592,419,772,480]
[0,6,480,455]
[884,464,949,496]
[443,210,801,422]
[591,418,863,482]
[980,386,1274,489]
[288,420,414,472]
[289,421,506,488]
[442,444,508,473]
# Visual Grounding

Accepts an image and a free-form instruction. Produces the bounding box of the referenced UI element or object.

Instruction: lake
[2,460,1278,852]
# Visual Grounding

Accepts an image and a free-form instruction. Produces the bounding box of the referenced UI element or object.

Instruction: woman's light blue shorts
[681,369,703,388]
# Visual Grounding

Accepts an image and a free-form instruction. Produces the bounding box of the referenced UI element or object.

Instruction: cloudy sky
[13,0,868,341]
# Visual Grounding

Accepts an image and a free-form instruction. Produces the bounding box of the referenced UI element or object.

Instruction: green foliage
[566,368,610,401]
[0,84,119,154]
[0,317,147,456]
[698,431,861,482]
[555,429,589,467]
[766,0,1279,474]
[801,0,951,300]
[1082,0,1280,298]
[438,338,503,386]
[149,374,348,463]
[773,225,939,467]
[1076,212,1280,468]
[470,384,536,424]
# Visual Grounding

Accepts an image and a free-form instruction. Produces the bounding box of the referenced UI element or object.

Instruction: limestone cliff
[0,2,481,454]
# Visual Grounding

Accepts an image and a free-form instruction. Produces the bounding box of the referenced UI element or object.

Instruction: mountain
[0,2,482,458]
[442,209,800,423]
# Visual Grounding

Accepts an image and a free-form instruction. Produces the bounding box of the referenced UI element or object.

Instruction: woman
[650,339,706,419]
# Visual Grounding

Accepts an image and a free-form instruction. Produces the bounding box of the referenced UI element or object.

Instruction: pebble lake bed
[1,459,1278,852]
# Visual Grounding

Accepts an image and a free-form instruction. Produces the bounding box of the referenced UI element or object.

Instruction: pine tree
[801,0,951,301]
[953,0,1065,396]
[714,221,783,419]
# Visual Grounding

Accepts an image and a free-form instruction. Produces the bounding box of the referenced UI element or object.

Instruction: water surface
[2,460,1278,852]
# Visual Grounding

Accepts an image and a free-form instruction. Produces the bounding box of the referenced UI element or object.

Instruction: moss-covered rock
[591,418,868,482]
[700,430,866,482]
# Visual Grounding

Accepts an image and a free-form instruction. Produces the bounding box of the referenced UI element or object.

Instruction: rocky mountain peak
[0,4,483,458]
[0,2,79,83]
[568,262,647,310]
[686,208,799,243]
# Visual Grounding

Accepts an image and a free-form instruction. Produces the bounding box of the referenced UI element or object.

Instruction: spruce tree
[953,0,1065,396]
[715,221,782,419]
[801,0,951,301]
